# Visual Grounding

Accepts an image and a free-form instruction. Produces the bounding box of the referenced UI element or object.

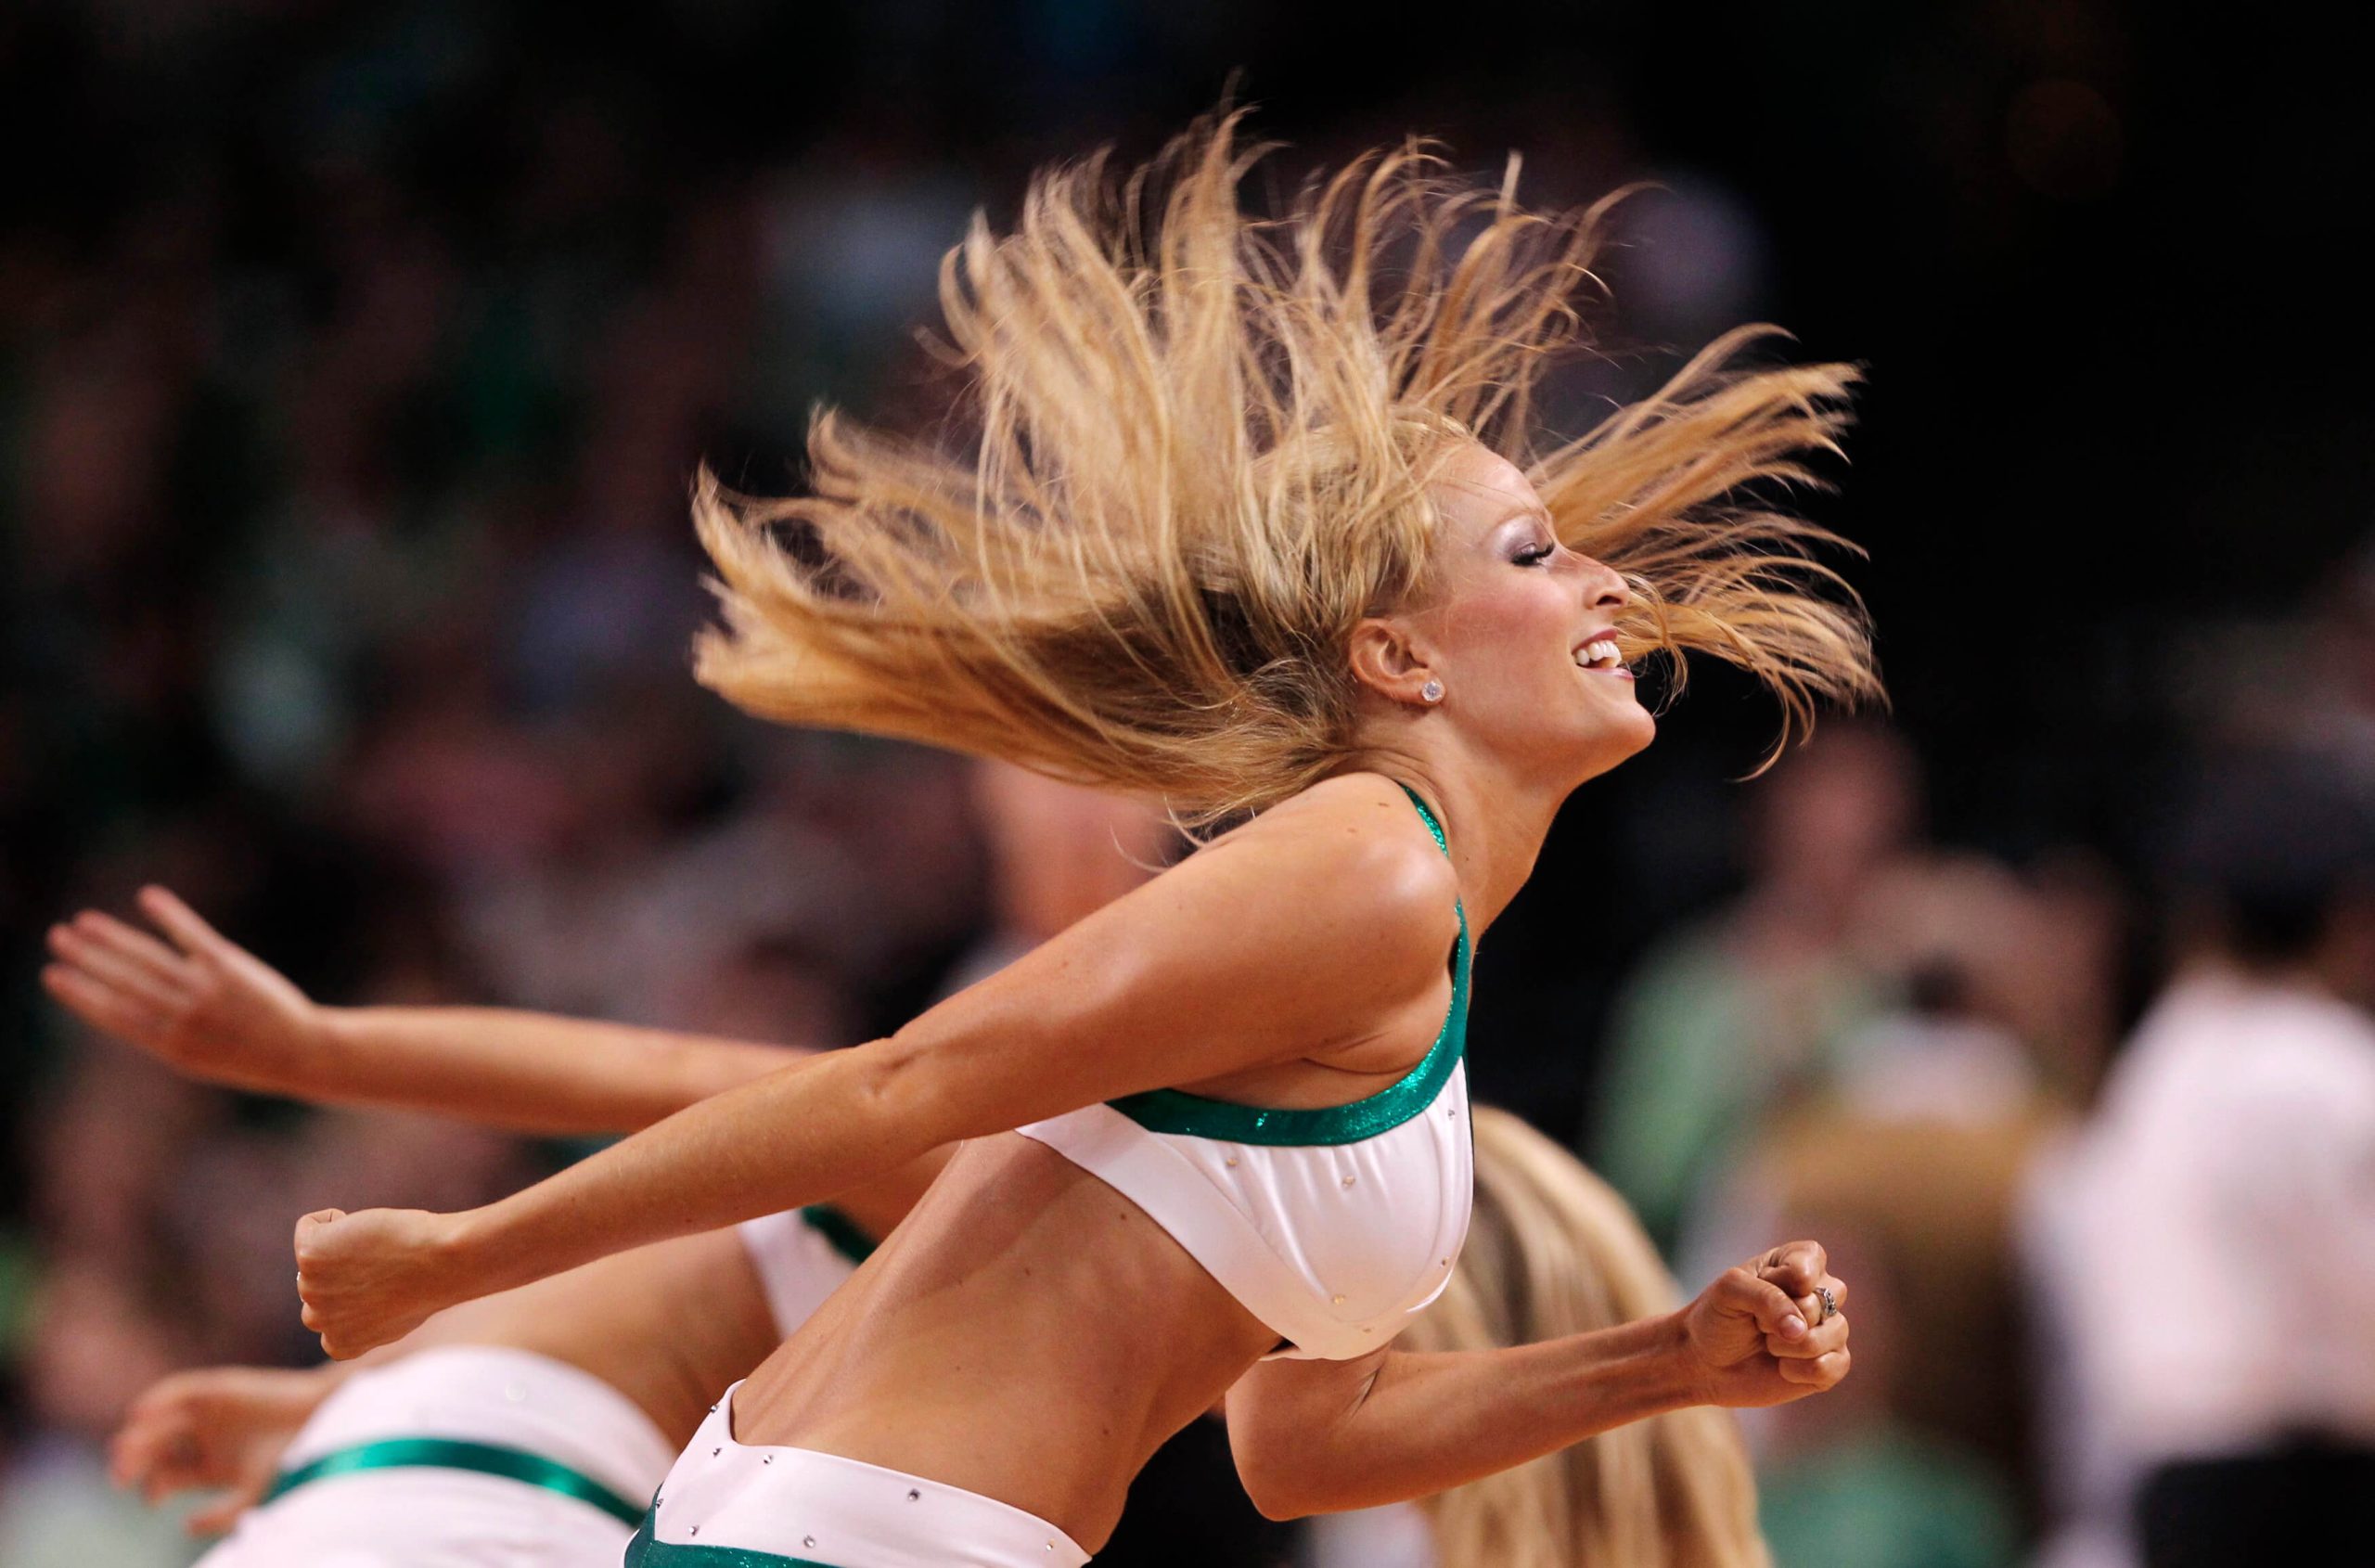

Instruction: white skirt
[630,1384,1091,1567]
[199,1345,673,1568]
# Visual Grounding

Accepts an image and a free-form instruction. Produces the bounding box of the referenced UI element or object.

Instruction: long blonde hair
[695,113,1878,820]
[1401,1107,1769,1568]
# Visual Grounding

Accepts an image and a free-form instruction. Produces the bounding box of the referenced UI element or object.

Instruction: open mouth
[1573,636,1633,677]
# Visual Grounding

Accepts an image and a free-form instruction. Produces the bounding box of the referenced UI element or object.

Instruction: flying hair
[693,111,1879,820]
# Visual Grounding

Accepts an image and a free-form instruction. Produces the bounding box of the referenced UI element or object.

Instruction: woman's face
[1395,443,1654,781]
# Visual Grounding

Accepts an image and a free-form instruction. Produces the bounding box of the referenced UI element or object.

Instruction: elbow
[849,1033,956,1153]
[1239,1467,1318,1523]
[1231,1440,1349,1523]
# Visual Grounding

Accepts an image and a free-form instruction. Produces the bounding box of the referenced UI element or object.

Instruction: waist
[633,1387,1091,1568]
[282,1344,675,1506]
[266,1434,649,1526]
[738,1136,1277,1542]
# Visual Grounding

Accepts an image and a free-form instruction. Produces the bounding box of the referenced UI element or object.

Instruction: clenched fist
[293,1207,467,1360]
[1675,1240,1852,1408]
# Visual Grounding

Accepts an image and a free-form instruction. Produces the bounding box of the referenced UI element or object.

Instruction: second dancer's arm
[43,887,800,1134]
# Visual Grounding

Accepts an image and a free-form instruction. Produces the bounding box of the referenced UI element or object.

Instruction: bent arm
[43,888,801,1135]
[1226,1245,1851,1518]
[1225,1316,1699,1517]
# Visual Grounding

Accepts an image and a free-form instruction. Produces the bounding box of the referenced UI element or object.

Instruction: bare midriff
[417,1227,780,1447]
[729,1133,1283,1551]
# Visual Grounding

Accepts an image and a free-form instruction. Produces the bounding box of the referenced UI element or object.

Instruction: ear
[1349,614,1442,707]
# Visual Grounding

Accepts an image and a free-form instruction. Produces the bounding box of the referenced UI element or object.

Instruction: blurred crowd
[6,4,2375,1567]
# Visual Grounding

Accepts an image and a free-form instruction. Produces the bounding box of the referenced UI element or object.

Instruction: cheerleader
[289,113,1872,1567]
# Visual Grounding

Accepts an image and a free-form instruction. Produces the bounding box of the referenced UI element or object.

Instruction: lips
[1572,631,1632,677]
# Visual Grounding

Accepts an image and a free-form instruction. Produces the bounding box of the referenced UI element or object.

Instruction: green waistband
[263,1435,648,1526]
[624,1510,835,1567]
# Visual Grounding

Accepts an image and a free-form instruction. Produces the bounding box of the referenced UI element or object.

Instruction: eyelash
[1513,544,1554,567]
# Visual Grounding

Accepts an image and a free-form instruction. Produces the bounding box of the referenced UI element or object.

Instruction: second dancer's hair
[1404,1107,1770,1568]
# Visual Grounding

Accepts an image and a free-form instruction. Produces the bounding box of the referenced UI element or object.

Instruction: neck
[1341,742,1575,935]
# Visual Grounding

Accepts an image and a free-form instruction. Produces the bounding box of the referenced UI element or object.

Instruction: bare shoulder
[879,772,1463,1110]
[1199,773,1460,973]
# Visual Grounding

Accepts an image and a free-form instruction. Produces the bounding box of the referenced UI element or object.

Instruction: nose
[1570,550,1626,610]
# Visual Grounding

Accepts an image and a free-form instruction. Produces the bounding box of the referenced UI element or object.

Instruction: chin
[1573,705,1657,780]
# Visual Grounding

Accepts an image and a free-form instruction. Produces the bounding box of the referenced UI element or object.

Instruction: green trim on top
[261,1436,648,1526]
[799,1203,877,1268]
[1103,781,1470,1148]
[1399,781,1449,856]
[623,1510,834,1567]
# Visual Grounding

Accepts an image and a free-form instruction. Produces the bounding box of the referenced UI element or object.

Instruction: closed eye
[1512,544,1554,567]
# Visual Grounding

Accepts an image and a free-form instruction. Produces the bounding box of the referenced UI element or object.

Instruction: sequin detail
[623,1510,833,1567]
[1103,784,1469,1148]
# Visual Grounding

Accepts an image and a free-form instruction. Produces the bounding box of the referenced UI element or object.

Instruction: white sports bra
[1017,785,1473,1361]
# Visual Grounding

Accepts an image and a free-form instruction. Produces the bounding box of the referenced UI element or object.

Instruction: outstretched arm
[43,888,799,1135]
[294,791,1457,1357]
[1226,1244,1852,1517]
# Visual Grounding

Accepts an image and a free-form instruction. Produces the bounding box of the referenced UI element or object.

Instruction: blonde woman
[1397,1106,1771,1568]
[290,115,1869,1567]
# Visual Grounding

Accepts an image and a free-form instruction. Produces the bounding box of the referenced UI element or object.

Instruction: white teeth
[1575,638,1623,671]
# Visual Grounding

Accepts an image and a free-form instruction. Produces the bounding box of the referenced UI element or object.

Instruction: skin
[109,1229,791,1535]
[41,889,796,1137]
[286,443,1851,1546]
[43,897,940,1532]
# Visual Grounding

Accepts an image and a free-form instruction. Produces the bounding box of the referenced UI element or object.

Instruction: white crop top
[1017,786,1473,1361]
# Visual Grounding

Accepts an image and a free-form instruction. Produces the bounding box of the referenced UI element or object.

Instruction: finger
[42,962,168,1042]
[47,924,185,1012]
[74,909,193,983]
[146,1454,204,1504]
[293,1209,345,1261]
[139,886,229,958]
[1767,1311,1849,1360]
[109,1420,164,1488]
[1778,1347,1852,1388]
[1789,1274,1849,1331]
[187,1484,263,1537]
[1721,1267,1809,1342]
[1756,1240,1829,1298]
[117,1428,206,1502]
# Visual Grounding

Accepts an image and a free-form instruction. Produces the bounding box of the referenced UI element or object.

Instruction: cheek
[1449,582,1572,681]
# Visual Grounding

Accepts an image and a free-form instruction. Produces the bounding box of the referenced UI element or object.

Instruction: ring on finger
[1815,1285,1837,1325]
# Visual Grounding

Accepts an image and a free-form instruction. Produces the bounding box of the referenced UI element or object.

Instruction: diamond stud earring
[1419,679,1444,703]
